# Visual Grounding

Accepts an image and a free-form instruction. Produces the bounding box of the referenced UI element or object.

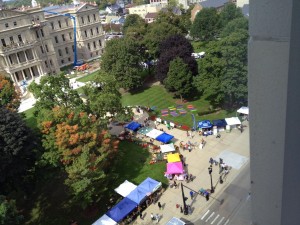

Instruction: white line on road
[201,210,210,220]
[224,219,230,225]
[211,214,220,224]
[205,212,215,222]
[217,217,225,225]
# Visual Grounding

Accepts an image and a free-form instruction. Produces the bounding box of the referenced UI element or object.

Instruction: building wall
[128,4,163,19]
[249,0,300,224]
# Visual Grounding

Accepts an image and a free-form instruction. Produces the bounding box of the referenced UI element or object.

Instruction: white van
[165,217,186,225]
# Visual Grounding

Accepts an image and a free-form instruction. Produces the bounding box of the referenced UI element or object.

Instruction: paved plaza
[110,110,250,225]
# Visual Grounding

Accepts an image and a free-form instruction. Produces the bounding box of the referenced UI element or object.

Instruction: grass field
[122,85,235,128]
[21,140,166,225]
[76,71,99,83]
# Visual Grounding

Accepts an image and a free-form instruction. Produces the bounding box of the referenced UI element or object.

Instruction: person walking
[173,180,177,188]
[158,202,162,210]
[139,211,143,220]
[190,191,194,200]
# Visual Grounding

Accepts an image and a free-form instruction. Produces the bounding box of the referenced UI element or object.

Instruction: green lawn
[122,85,235,128]
[76,70,99,83]
[21,140,166,225]
[23,107,38,130]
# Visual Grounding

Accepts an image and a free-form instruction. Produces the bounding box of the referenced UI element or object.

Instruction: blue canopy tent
[198,120,213,129]
[124,121,141,131]
[126,187,148,204]
[106,198,137,222]
[138,177,162,194]
[155,133,174,143]
[212,119,227,128]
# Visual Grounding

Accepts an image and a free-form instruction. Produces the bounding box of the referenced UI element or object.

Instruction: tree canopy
[0,196,23,225]
[220,17,249,37]
[123,14,146,34]
[219,3,244,28]
[194,29,248,107]
[101,38,144,91]
[155,34,198,83]
[0,107,37,191]
[0,74,20,112]
[190,8,220,41]
[164,57,194,100]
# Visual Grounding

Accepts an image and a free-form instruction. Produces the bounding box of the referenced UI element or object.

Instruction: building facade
[128,4,163,19]
[0,2,105,90]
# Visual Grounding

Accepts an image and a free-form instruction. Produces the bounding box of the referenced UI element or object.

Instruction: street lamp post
[180,183,189,215]
[208,165,215,193]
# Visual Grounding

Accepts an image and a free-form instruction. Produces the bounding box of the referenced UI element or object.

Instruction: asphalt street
[194,162,251,225]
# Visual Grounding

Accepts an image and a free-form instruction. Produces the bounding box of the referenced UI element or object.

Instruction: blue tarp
[126,187,148,204]
[138,177,161,194]
[212,119,227,128]
[124,121,141,131]
[198,120,213,129]
[155,133,174,143]
[106,198,137,222]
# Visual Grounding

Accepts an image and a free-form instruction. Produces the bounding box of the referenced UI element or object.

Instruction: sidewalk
[126,118,250,225]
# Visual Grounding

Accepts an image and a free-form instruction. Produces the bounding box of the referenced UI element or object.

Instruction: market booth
[92,214,117,225]
[106,198,137,223]
[167,153,181,163]
[124,121,141,132]
[160,143,175,153]
[156,133,174,143]
[198,120,213,136]
[237,106,249,120]
[126,187,148,204]
[166,162,184,174]
[114,180,137,197]
[225,117,241,131]
[212,119,227,132]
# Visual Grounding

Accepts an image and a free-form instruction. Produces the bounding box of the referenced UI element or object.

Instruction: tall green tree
[156,34,198,82]
[101,38,144,91]
[190,8,220,41]
[220,17,248,37]
[28,73,84,112]
[0,107,37,191]
[143,22,182,59]
[219,3,244,28]
[194,29,248,107]
[0,74,21,112]
[0,196,23,225]
[123,14,146,34]
[164,57,194,101]
[155,9,188,34]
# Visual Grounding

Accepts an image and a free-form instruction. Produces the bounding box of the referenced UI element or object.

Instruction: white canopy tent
[160,143,175,153]
[114,180,137,197]
[225,117,241,126]
[146,129,164,139]
[237,106,249,115]
[92,214,117,225]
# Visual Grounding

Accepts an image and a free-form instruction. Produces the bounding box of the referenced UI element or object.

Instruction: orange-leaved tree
[0,74,21,112]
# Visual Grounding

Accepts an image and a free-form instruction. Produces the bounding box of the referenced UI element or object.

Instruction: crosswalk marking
[224,219,230,225]
[217,217,225,225]
[205,212,215,222]
[201,210,210,220]
[211,214,219,224]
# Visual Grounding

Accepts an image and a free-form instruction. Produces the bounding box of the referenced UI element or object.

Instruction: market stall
[167,153,181,163]
[212,119,227,132]
[106,198,137,223]
[166,162,184,174]
[92,214,117,225]
[126,187,148,204]
[114,180,137,197]
[160,143,175,154]
[156,133,174,143]
[138,177,162,194]
[124,121,141,131]
[225,117,242,130]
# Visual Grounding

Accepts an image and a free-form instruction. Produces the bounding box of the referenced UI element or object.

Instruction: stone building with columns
[0,1,105,90]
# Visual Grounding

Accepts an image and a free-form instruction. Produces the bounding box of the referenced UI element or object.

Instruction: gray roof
[200,0,230,8]
[241,4,249,17]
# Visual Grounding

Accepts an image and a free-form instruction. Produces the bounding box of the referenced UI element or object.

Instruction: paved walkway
[110,110,250,225]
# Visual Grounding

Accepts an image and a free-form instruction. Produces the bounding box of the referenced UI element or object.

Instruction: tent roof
[167,153,181,163]
[137,127,153,135]
[147,129,164,139]
[198,120,213,129]
[225,117,241,126]
[166,217,186,225]
[124,121,141,131]
[156,133,174,143]
[212,119,227,127]
[114,180,137,197]
[237,106,249,115]
[138,177,162,194]
[92,214,117,225]
[160,143,175,153]
[126,187,148,204]
[166,162,184,174]
[106,198,137,222]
